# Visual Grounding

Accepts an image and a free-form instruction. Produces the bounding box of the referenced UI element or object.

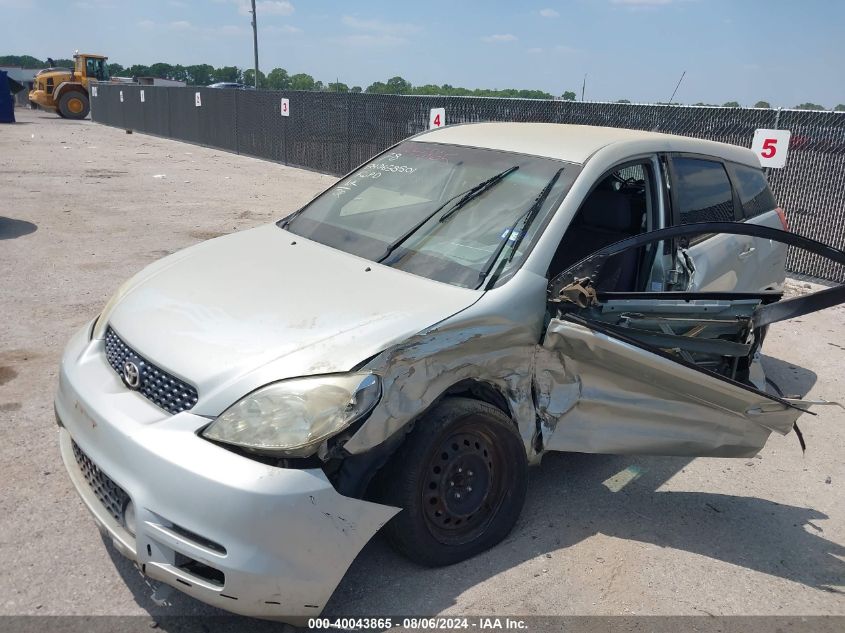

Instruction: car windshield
[281,141,578,288]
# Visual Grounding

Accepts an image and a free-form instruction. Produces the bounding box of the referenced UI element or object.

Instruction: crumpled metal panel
[344,314,542,460]
[343,304,804,461]
[344,224,843,462]
[537,319,800,457]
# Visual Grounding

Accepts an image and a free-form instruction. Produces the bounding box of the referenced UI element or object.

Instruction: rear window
[673,157,735,224]
[732,163,777,218]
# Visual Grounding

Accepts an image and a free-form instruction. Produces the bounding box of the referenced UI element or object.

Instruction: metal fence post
[234,89,240,155]
[347,91,354,174]
[165,87,172,139]
[765,107,782,179]
[282,91,288,166]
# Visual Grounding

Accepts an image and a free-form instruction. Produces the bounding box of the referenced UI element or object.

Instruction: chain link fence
[90,84,844,282]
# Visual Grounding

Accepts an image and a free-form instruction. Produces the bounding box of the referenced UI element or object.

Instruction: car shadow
[328,452,843,616]
[761,353,818,398]
[0,217,37,240]
[101,356,838,627]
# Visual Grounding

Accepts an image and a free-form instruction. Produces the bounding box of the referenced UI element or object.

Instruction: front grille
[104,326,198,415]
[72,439,129,524]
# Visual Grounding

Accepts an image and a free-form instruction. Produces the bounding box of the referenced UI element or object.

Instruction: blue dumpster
[1,70,16,123]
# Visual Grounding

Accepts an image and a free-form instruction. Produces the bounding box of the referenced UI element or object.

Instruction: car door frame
[538,153,669,288]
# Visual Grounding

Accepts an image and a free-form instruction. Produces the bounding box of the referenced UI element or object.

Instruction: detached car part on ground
[55,123,845,621]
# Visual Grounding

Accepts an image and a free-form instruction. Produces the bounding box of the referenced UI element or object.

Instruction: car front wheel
[380,397,528,567]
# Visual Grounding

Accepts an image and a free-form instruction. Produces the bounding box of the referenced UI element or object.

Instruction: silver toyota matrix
[56,123,845,620]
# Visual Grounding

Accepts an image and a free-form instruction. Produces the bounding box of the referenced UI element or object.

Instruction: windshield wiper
[477,167,565,288]
[376,165,519,263]
[438,165,520,223]
[279,206,305,230]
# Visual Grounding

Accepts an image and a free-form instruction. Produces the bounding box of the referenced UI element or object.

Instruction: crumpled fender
[344,315,542,460]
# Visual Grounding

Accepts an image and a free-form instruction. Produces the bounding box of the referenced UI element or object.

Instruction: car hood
[104,223,481,415]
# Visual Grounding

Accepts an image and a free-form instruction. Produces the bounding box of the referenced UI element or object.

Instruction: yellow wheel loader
[28,52,110,120]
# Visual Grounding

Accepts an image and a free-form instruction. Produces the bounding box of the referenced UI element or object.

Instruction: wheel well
[332,379,515,499]
[56,84,87,101]
[440,379,512,420]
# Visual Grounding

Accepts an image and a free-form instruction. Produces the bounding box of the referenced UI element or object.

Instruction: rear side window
[672,157,735,224]
[732,163,777,218]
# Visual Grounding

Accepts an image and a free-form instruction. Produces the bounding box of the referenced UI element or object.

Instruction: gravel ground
[1,109,843,621]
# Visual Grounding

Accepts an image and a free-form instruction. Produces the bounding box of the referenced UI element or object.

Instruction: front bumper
[55,323,399,620]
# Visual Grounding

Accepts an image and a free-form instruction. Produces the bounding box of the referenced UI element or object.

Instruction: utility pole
[581,74,587,101]
[250,0,259,89]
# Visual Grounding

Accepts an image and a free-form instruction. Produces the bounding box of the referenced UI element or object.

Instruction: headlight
[201,373,381,457]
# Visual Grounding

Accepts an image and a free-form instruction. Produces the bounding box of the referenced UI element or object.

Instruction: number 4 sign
[429,107,445,129]
[752,129,791,168]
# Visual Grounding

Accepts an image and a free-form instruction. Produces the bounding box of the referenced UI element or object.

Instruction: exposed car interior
[563,294,765,387]
[548,162,654,291]
[544,223,844,391]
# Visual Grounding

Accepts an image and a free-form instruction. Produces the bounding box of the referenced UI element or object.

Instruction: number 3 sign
[281,98,290,117]
[752,129,791,168]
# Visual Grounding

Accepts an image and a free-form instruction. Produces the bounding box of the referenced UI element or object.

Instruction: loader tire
[58,92,90,120]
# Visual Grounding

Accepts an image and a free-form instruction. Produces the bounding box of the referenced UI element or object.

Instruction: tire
[379,397,528,567]
[58,92,90,120]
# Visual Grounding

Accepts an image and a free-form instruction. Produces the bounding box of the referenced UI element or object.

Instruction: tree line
[3,54,844,111]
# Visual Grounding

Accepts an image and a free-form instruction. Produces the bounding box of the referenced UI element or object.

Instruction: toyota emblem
[123,359,141,389]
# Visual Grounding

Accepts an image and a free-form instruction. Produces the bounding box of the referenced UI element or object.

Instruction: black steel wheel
[380,397,528,566]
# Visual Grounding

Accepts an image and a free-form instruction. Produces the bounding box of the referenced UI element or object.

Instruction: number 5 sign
[752,129,791,168]
[429,107,445,130]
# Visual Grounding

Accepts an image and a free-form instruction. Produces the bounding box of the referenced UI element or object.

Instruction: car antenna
[653,70,686,132]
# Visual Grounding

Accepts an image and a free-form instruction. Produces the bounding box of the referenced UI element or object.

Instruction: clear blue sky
[3,0,844,107]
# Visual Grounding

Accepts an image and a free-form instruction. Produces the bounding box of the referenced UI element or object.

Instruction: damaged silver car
[55,123,845,620]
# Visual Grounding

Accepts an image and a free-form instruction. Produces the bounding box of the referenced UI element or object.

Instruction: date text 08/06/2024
[307,617,529,630]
